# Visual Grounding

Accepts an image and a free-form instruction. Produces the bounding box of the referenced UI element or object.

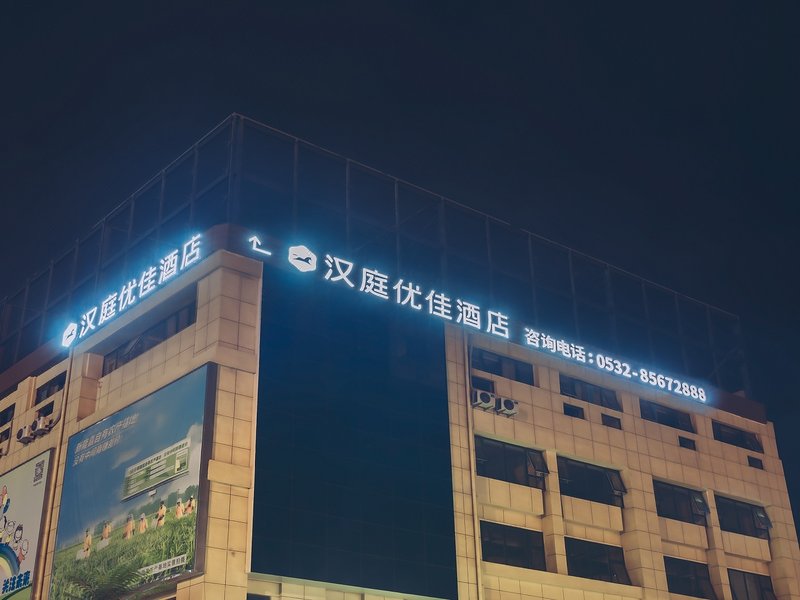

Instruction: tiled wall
[445,325,800,600]
[0,250,263,600]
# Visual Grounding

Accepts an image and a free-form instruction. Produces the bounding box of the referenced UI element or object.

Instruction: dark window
[747,456,764,470]
[716,495,771,539]
[664,557,717,599]
[475,436,548,490]
[639,399,694,433]
[713,421,763,453]
[679,436,697,450]
[601,414,622,429]
[0,429,9,443]
[729,571,777,600]
[0,405,14,428]
[557,457,626,507]
[565,538,630,584]
[38,402,54,418]
[471,348,534,386]
[560,374,621,411]
[564,403,585,419]
[102,302,196,376]
[35,372,66,405]
[480,521,546,571]
[654,480,709,525]
[472,376,495,393]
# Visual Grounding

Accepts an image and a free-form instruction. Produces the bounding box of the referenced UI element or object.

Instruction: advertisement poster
[51,366,208,599]
[0,452,50,599]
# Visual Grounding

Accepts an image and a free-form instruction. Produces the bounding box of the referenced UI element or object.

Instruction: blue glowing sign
[252,233,708,403]
[61,235,202,348]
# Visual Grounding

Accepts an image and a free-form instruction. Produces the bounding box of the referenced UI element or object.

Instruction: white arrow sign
[248,235,272,256]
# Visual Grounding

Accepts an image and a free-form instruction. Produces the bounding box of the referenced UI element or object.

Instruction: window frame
[664,556,717,600]
[475,436,549,490]
[653,480,709,526]
[471,348,535,386]
[480,521,547,571]
[728,569,777,600]
[712,421,763,453]
[557,456,626,507]
[560,373,621,411]
[565,537,631,585]
[715,495,771,539]
[639,398,694,433]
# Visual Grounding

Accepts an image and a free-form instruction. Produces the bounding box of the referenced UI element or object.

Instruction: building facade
[0,115,796,600]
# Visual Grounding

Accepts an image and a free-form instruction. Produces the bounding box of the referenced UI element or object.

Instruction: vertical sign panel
[0,452,51,599]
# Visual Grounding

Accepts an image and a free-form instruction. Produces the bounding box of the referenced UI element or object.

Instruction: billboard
[0,452,51,599]
[51,366,210,599]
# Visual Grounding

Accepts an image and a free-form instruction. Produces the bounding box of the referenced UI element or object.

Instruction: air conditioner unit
[471,390,497,410]
[31,417,51,437]
[16,426,33,444]
[496,397,518,417]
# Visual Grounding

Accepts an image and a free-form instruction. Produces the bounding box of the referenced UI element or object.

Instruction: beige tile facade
[445,325,800,600]
[0,246,797,600]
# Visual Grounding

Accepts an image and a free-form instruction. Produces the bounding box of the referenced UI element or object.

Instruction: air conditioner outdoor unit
[31,417,51,437]
[471,390,497,410]
[16,426,33,444]
[496,397,518,417]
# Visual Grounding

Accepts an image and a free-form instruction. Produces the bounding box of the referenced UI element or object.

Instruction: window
[653,480,709,526]
[601,414,622,429]
[471,348,534,385]
[560,374,621,411]
[679,436,697,450]
[0,406,14,428]
[563,403,585,419]
[664,557,716,599]
[38,402,54,418]
[35,372,66,405]
[639,398,694,433]
[557,457,626,507]
[565,538,630,584]
[480,521,546,570]
[729,570,777,600]
[712,421,763,453]
[715,495,771,539]
[747,456,764,470]
[475,436,549,490]
[471,375,495,393]
[102,302,196,376]
[0,429,9,444]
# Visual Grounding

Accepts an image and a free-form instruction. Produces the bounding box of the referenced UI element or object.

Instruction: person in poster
[0,452,51,600]
[51,367,207,599]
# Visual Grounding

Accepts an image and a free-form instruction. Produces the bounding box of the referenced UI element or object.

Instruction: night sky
[2,4,799,533]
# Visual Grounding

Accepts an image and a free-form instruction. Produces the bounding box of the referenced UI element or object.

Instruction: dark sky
[2,3,799,531]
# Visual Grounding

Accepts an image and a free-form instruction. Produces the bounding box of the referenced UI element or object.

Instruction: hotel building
[0,115,796,600]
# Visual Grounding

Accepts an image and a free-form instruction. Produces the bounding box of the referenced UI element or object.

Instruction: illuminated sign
[250,232,708,403]
[61,235,202,347]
